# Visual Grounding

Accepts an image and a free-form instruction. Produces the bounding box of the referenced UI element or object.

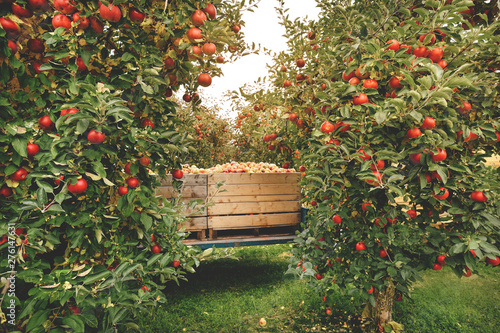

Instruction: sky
[192,0,321,119]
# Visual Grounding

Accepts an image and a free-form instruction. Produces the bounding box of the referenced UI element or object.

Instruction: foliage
[0,0,254,331]
[242,0,500,329]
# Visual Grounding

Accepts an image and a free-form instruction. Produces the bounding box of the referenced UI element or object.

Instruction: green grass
[138,245,500,333]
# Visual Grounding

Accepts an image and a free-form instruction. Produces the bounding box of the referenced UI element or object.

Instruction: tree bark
[362,277,396,332]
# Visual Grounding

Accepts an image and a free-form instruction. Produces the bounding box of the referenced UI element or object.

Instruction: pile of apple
[182,161,296,174]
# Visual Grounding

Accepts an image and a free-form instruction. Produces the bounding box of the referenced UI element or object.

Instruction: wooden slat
[208,212,301,230]
[160,174,208,186]
[208,172,300,185]
[157,185,207,199]
[211,194,301,203]
[209,201,301,216]
[180,217,207,231]
[485,155,500,168]
[209,184,300,197]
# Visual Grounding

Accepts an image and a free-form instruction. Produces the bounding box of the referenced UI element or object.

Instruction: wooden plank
[209,201,301,216]
[485,155,500,168]
[180,217,207,231]
[160,174,208,186]
[208,212,301,230]
[211,194,301,203]
[209,184,301,197]
[208,172,300,185]
[157,185,207,199]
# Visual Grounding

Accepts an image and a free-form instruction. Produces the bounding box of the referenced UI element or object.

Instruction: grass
[138,244,500,333]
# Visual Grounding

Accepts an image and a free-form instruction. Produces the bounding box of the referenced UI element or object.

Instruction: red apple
[428,47,444,63]
[39,115,54,130]
[173,260,180,267]
[470,191,487,203]
[353,93,369,105]
[68,178,88,194]
[432,263,442,270]
[152,245,161,254]
[355,65,369,79]
[433,187,449,200]
[118,186,128,196]
[7,40,17,55]
[191,10,207,26]
[27,143,40,157]
[437,255,446,265]
[0,186,12,197]
[12,4,33,18]
[421,116,435,130]
[139,156,150,166]
[54,0,76,14]
[172,169,183,179]
[431,148,447,162]
[388,76,403,89]
[90,17,104,34]
[320,121,335,134]
[296,58,305,68]
[0,17,20,36]
[52,14,71,29]
[363,79,378,89]
[486,256,500,266]
[409,152,421,165]
[332,214,342,224]
[406,127,421,138]
[198,73,212,87]
[127,177,139,189]
[99,3,121,22]
[356,242,367,251]
[187,27,203,41]
[202,3,216,19]
[202,42,216,55]
[129,8,146,23]
[386,39,399,51]
[10,167,28,182]
[142,118,154,128]
[87,130,105,144]
[406,209,417,219]
[72,12,89,29]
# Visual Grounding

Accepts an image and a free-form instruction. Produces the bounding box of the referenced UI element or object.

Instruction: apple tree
[0,0,253,331]
[250,0,500,330]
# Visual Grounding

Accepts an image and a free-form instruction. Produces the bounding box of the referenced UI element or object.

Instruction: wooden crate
[157,173,302,242]
[157,174,208,239]
[206,173,302,239]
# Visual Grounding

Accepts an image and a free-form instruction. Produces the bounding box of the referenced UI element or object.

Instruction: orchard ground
[138,244,500,333]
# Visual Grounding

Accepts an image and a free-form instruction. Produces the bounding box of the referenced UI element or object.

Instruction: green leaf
[141,213,153,230]
[61,316,85,332]
[12,137,28,158]
[147,253,162,267]
[122,52,136,62]
[480,212,500,228]
[449,242,467,255]
[375,111,387,124]
[74,120,89,135]
[26,309,51,332]
[83,270,111,285]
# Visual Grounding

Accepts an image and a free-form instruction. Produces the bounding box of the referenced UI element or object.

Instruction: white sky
[191,0,321,119]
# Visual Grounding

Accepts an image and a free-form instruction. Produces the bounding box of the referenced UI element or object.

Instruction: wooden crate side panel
[208,213,301,230]
[208,201,301,216]
[209,184,301,197]
[180,217,207,231]
[160,174,208,186]
[211,194,301,203]
[485,155,500,168]
[157,185,207,199]
[208,172,300,185]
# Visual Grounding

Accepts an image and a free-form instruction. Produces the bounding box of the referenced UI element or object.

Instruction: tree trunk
[362,278,397,332]
[373,280,395,327]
